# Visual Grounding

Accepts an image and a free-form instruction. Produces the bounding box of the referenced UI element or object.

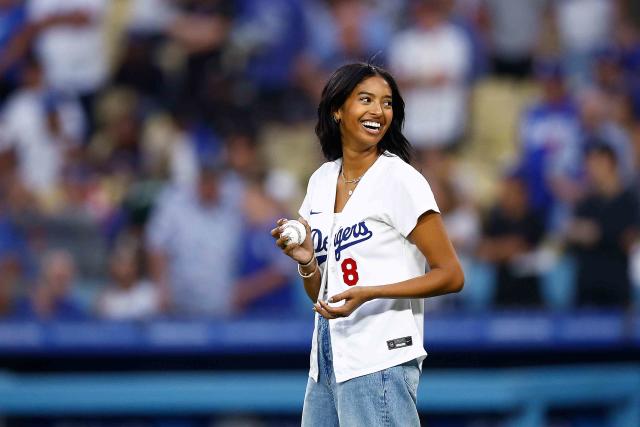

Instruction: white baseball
[281,220,306,246]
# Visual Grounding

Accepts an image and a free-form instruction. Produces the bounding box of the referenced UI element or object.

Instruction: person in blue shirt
[518,60,582,230]
[15,249,86,320]
[233,174,296,316]
[234,0,309,122]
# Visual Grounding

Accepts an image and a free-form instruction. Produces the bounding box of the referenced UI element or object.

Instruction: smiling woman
[271,62,464,427]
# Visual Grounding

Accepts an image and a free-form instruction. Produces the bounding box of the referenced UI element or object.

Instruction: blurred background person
[296,0,392,102]
[27,0,108,135]
[389,0,471,159]
[565,143,640,308]
[15,248,85,320]
[481,0,547,79]
[553,0,616,88]
[145,159,241,318]
[96,243,159,320]
[516,59,582,231]
[577,87,634,184]
[478,170,545,308]
[230,0,309,123]
[232,174,297,317]
[166,0,235,126]
[0,53,84,203]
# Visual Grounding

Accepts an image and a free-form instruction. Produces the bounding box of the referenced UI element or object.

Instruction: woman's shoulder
[378,152,427,184]
[308,159,340,182]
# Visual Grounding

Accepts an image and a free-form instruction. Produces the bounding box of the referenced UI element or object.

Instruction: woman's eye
[359,96,371,103]
[383,100,392,108]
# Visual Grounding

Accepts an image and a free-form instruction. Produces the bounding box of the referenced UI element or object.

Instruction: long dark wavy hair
[315,62,412,163]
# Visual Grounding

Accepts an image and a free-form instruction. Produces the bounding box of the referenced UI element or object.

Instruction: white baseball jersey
[299,151,440,383]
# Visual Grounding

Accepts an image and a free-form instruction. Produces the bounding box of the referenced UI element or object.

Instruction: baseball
[281,220,306,246]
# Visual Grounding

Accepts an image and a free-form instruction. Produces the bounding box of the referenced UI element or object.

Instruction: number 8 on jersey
[341,258,359,286]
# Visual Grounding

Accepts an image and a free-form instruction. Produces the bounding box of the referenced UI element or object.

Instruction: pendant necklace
[341,168,364,197]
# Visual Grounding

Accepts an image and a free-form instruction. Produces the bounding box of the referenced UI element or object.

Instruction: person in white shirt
[27,0,108,96]
[271,63,464,426]
[554,0,615,87]
[388,0,471,151]
[28,0,109,134]
[97,245,160,321]
[146,161,241,317]
[0,54,84,197]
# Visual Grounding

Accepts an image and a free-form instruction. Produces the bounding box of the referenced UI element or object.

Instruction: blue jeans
[302,316,421,426]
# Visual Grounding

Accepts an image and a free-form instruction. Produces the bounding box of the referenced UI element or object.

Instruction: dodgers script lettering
[333,221,373,261]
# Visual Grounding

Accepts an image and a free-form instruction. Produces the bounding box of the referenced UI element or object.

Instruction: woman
[271,63,464,426]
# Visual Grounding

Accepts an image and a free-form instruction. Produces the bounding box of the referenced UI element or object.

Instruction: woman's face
[336,75,393,150]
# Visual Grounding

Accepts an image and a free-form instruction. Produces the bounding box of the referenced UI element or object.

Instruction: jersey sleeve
[298,169,317,219]
[388,165,440,238]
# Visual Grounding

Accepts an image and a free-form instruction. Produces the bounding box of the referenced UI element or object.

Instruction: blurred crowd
[0,0,639,321]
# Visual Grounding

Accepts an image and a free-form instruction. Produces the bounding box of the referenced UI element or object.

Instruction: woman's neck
[341,146,380,180]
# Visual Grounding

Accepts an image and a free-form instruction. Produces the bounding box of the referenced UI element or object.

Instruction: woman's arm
[315,211,464,319]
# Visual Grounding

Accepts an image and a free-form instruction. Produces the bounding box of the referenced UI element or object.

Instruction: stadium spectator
[111,0,176,107]
[96,244,159,320]
[220,128,264,208]
[482,0,547,79]
[112,33,167,108]
[233,175,296,316]
[27,0,109,135]
[388,0,471,155]
[553,0,615,87]
[87,88,144,179]
[0,53,84,200]
[159,122,259,208]
[566,143,640,308]
[15,249,85,320]
[146,106,225,189]
[231,0,309,122]
[590,40,640,130]
[296,0,392,100]
[167,0,235,120]
[517,60,582,230]
[577,88,634,184]
[146,159,241,317]
[478,170,545,308]
[449,0,489,80]
[592,46,626,95]
[430,176,481,310]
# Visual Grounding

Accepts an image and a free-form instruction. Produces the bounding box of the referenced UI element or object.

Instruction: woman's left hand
[314,287,372,319]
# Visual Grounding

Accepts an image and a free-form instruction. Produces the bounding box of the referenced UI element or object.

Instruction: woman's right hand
[271,217,315,265]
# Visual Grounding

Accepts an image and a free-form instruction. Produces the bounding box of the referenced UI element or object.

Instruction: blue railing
[0,365,638,427]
